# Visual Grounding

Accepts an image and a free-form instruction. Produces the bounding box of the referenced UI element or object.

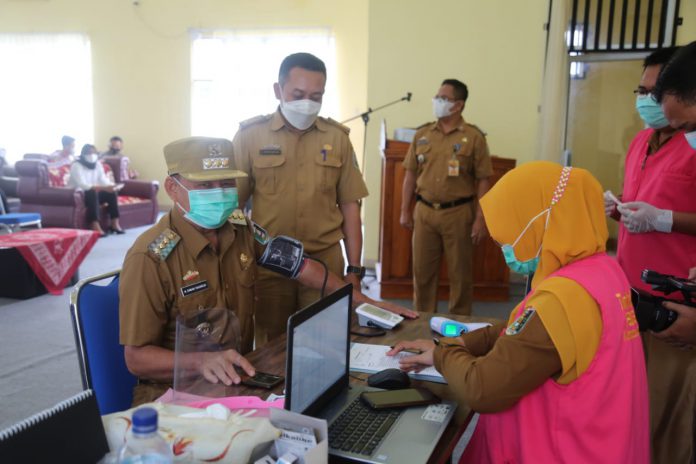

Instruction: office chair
[69,270,137,414]
[0,199,41,234]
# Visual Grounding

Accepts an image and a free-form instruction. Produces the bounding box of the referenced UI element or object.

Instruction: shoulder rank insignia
[467,123,488,137]
[148,228,180,261]
[239,114,272,129]
[252,222,269,245]
[324,117,350,134]
[505,308,536,336]
[228,209,247,226]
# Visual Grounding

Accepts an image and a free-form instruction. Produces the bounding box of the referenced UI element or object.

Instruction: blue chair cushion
[78,276,137,414]
[0,213,41,225]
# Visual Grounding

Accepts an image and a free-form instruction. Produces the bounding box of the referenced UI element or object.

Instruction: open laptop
[284,285,456,463]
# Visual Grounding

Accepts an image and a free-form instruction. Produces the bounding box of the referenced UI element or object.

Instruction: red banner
[0,228,99,295]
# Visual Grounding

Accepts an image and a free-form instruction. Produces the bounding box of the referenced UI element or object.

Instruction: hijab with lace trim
[481,161,608,382]
[480,161,607,289]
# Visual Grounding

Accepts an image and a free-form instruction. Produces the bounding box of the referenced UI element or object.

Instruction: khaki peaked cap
[164,136,247,181]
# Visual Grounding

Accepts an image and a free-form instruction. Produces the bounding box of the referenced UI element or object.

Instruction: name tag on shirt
[181,280,209,297]
[259,145,282,155]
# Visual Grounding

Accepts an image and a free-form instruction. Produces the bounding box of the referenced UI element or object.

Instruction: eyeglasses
[433,96,458,102]
[633,87,654,96]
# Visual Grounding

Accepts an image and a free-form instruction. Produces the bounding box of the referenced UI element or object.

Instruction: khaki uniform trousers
[412,201,473,315]
[254,243,344,348]
[642,333,696,464]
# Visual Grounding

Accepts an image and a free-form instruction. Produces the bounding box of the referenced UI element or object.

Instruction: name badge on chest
[259,144,282,155]
[181,280,209,297]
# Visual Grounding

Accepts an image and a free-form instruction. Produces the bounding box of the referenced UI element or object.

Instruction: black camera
[631,270,696,332]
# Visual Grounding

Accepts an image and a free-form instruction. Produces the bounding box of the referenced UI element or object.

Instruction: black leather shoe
[109,227,126,235]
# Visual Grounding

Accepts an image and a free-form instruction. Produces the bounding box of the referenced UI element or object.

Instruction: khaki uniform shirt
[233,110,369,253]
[403,119,493,203]
[432,281,602,413]
[120,207,265,357]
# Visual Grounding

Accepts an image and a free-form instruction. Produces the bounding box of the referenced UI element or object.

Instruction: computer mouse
[367,368,411,390]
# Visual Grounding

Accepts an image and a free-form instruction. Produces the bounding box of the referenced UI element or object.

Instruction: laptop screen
[285,285,351,415]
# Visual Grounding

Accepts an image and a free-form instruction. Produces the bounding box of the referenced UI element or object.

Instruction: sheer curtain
[191,28,337,138]
[0,34,94,164]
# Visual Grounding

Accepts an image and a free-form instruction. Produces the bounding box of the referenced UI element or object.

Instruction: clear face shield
[173,307,241,403]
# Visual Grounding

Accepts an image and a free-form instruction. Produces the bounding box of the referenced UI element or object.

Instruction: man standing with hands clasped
[400,79,492,315]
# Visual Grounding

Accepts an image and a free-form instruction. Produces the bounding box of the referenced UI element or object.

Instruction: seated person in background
[68,144,124,236]
[389,162,649,463]
[101,135,139,179]
[48,135,76,167]
[119,136,415,406]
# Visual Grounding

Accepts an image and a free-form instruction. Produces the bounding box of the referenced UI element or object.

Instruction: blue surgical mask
[174,178,238,229]
[500,208,550,275]
[685,131,696,150]
[636,95,669,129]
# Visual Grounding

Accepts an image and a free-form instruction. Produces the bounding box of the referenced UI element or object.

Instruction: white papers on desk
[349,343,446,384]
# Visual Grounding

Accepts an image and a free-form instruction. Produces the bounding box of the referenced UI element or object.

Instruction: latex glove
[617,201,673,234]
[603,190,618,217]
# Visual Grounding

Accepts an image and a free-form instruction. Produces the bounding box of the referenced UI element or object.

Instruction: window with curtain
[191,28,337,138]
[0,34,94,164]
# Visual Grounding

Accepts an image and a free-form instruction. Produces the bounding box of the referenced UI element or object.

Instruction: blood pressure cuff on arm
[257,235,305,279]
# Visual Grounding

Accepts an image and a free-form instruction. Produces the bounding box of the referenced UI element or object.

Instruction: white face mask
[279,97,322,130]
[432,97,455,119]
[85,154,98,163]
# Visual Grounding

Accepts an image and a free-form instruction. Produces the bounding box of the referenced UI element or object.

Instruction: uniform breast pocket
[456,147,474,175]
[314,152,343,193]
[252,155,286,195]
[415,146,430,174]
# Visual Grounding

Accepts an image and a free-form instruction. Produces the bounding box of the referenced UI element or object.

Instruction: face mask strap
[509,166,573,250]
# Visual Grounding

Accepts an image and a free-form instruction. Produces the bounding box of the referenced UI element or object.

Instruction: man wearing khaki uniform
[233,53,369,346]
[401,79,492,315]
[120,136,410,405]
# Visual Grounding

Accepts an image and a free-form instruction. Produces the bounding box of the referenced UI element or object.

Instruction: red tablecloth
[0,228,99,295]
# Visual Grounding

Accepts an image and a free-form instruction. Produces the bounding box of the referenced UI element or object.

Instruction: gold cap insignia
[202,157,230,170]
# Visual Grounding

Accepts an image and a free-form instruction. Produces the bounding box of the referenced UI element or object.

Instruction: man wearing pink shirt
[606,47,696,464]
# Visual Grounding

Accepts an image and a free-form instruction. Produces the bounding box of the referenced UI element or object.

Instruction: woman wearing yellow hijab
[389,161,649,463]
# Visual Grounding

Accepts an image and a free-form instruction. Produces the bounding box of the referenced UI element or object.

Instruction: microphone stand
[340,93,411,291]
[341,92,412,175]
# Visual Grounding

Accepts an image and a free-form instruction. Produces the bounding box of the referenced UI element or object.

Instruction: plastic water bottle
[117,407,173,464]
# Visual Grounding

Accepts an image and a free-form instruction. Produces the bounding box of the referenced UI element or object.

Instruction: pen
[390,346,422,354]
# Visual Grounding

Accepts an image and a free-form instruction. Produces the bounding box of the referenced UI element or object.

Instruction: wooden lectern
[376,137,516,301]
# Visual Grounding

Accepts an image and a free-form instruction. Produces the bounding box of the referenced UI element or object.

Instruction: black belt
[416,194,473,210]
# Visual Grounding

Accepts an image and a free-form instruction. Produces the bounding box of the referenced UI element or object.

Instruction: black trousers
[84,189,119,223]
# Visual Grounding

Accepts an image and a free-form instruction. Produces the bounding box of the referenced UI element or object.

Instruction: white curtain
[0,34,93,164]
[191,28,337,138]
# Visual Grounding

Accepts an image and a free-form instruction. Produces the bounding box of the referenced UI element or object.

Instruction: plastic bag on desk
[173,307,241,403]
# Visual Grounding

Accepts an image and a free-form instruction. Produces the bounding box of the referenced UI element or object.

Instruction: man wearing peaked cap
[118,136,415,405]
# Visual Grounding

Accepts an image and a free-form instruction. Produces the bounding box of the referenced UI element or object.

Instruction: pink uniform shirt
[617,129,696,294]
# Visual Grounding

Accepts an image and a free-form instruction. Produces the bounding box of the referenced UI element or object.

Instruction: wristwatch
[346,265,366,279]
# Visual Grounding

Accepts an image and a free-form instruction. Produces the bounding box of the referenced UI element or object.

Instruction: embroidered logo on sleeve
[505,308,536,336]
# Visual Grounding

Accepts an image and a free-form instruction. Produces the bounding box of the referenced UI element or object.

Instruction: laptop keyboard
[328,397,403,456]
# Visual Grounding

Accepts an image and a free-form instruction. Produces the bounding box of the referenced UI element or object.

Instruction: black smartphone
[360,388,440,410]
[240,372,284,389]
